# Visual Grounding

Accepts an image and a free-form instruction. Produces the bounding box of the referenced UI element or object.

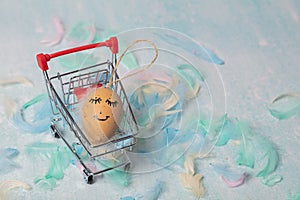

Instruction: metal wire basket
[36,37,138,183]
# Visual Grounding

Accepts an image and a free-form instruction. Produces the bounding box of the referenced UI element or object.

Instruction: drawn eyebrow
[89,97,102,104]
[105,99,118,107]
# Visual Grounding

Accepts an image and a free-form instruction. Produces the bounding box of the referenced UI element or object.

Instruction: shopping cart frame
[36,37,138,183]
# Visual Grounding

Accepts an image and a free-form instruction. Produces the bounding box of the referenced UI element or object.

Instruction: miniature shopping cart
[36,37,138,183]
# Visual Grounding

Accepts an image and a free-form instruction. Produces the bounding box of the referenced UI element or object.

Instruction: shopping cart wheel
[83,169,94,184]
[50,124,60,138]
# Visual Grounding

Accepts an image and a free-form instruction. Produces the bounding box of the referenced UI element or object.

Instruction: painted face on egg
[81,88,123,146]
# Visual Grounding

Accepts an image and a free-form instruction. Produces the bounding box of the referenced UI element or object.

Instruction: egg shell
[81,87,123,146]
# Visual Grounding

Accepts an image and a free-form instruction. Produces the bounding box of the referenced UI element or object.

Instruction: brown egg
[81,87,123,146]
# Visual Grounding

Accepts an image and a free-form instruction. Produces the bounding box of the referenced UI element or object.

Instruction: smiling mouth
[93,115,110,121]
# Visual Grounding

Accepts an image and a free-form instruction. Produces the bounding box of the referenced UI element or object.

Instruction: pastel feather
[154,32,224,65]
[178,173,205,198]
[261,174,282,186]
[0,148,20,174]
[215,118,240,146]
[0,180,31,200]
[40,16,64,46]
[221,173,247,188]
[0,76,33,87]
[13,99,51,134]
[66,21,96,45]
[236,121,255,168]
[176,64,204,83]
[256,144,279,178]
[288,191,300,200]
[269,92,300,120]
[210,163,246,182]
[25,142,73,190]
[138,181,163,200]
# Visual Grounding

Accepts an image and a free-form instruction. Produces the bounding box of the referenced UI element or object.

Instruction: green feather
[256,143,279,178]
[66,21,96,43]
[98,159,130,187]
[176,64,204,83]
[215,118,240,146]
[269,93,300,120]
[236,121,255,168]
[25,142,73,190]
[199,114,228,138]
[261,174,282,187]
[288,191,300,200]
[22,94,47,110]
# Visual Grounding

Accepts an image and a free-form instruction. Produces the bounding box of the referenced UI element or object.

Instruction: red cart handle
[36,37,118,71]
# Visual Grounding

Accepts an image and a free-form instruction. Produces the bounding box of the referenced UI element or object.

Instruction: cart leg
[124,162,131,172]
[50,124,60,138]
[83,169,94,184]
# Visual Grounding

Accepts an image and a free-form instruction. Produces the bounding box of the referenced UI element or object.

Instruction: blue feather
[210,163,245,181]
[0,148,20,174]
[2,148,19,158]
[12,94,51,134]
[138,181,163,200]
[154,32,224,65]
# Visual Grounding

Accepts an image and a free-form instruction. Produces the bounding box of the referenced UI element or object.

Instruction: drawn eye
[105,99,118,107]
[89,97,102,104]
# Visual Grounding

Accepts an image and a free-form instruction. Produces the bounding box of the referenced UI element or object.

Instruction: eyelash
[106,99,118,107]
[89,97,102,104]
